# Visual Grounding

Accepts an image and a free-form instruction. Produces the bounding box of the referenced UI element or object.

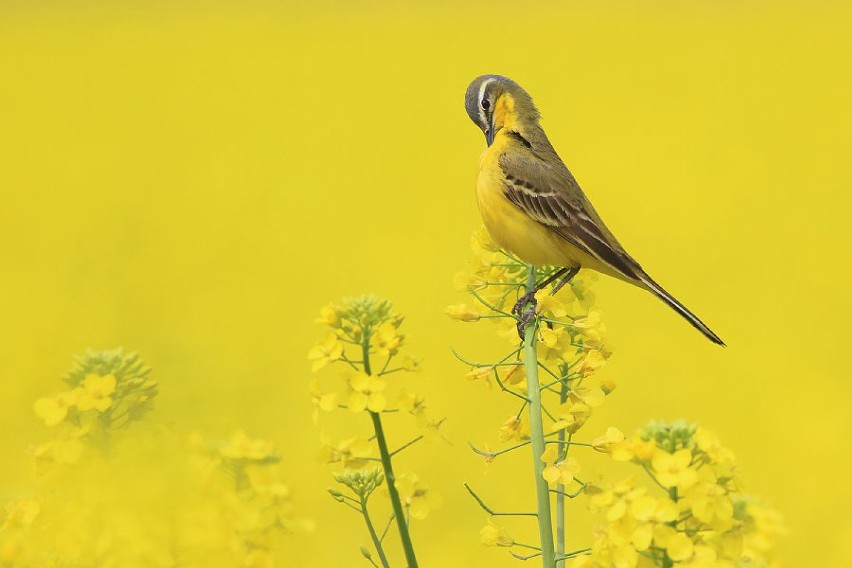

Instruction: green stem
[361,497,391,568]
[363,337,419,568]
[523,265,556,568]
[556,376,569,567]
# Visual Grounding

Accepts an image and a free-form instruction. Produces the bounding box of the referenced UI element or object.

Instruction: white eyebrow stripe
[478,77,495,126]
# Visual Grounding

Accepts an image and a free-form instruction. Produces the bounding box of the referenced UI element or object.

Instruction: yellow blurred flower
[499,415,524,442]
[2,498,40,530]
[551,401,592,434]
[32,426,88,465]
[371,322,402,359]
[573,310,606,343]
[479,518,514,547]
[694,427,737,469]
[579,349,608,376]
[501,365,524,386]
[538,325,563,348]
[611,436,656,463]
[32,390,76,426]
[592,427,625,453]
[347,372,386,413]
[599,377,617,395]
[314,304,340,327]
[652,448,697,491]
[309,379,337,423]
[666,532,694,562]
[394,473,439,520]
[398,389,426,418]
[570,385,605,408]
[465,366,493,389]
[445,303,481,322]
[319,437,373,469]
[540,445,581,485]
[308,333,344,372]
[534,289,569,318]
[220,430,276,461]
[685,481,734,530]
[73,373,116,412]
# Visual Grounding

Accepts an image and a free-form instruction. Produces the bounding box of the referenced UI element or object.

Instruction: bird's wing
[497,149,644,281]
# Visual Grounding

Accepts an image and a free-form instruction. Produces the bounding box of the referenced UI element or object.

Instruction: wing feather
[497,147,644,281]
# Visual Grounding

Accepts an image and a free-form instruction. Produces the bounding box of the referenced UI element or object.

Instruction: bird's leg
[512,267,568,317]
[550,266,580,296]
[513,267,571,339]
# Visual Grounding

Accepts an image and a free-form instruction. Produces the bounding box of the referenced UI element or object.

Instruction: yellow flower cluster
[310,296,443,440]
[573,421,785,568]
[31,348,158,466]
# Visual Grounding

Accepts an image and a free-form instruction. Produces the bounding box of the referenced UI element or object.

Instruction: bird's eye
[481,98,490,110]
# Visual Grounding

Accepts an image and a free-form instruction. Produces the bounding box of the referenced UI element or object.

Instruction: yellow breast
[475,137,579,268]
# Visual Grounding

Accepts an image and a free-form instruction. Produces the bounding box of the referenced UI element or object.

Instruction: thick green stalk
[363,337,419,568]
[556,377,569,567]
[523,265,556,568]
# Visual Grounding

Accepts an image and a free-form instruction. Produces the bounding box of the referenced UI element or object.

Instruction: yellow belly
[474,144,616,276]
[475,154,573,267]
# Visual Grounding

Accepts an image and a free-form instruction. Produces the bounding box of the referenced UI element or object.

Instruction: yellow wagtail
[464,74,724,345]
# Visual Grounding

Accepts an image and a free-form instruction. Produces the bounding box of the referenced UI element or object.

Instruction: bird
[464,74,724,345]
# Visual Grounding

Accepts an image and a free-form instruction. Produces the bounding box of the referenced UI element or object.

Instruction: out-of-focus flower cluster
[571,421,785,568]
[31,348,158,467]
[183,430,313,567]
[1,349,309,568]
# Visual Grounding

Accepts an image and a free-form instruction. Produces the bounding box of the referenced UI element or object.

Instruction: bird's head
[464,74,540,146]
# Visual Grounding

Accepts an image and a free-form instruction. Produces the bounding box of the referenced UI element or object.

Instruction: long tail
[639,274,725,346]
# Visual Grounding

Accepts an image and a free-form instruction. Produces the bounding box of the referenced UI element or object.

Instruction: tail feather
[639,275,725,346]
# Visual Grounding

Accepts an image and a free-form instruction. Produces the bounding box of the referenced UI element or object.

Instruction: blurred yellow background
[1,1,850,566]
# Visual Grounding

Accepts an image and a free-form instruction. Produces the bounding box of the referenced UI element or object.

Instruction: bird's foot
[513,291,538,340]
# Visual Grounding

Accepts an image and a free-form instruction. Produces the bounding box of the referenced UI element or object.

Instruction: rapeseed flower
[73,373,117,412]
[347,372,387,413]
[479,518,514,547]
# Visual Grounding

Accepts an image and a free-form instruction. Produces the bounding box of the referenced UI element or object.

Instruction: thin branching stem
[556,548,592,561]
[469,287,516,318]
[550,486,586,499]
[469,440,531,459]
[379,514,395,542]
[537,362,562,381]
[463,483,538,517]
[512,551,544,561]
[360,496,391,568]
[450,346,523,368]
[492,367,530,402]
[391,435,423,457]
[544,440,592,448]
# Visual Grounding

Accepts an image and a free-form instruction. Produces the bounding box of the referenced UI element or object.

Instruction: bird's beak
[484,111,498,146]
